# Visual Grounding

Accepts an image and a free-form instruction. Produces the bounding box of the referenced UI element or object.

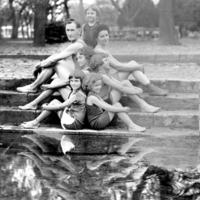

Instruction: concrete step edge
[0,124,199,137]
[1,54,200,63]
[0,106,198,115]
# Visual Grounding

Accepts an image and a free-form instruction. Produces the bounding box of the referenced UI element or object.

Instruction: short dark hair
[69,69,85,82]
[77,46,95,61]
[66,18,81,29]
[93,23,110,39]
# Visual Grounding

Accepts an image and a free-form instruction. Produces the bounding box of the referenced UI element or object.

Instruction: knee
[113,102,122,107]
[121,80,131,86]
[49,99,60,105]
[51,78,61,84]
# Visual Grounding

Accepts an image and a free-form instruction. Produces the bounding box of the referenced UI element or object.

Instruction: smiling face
[97,30,109,46]
[76,53,88,69]
[69,77,81,91]
[91,79,102,94]
[85,8,97,24]
[65,22,80,41]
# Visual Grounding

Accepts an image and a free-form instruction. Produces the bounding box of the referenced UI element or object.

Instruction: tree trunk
[159,0,180,45]
[64,0,70,20]
[33,0,49,47]
[11,14,19,39]
[79,0,85,25]
[9,0,18,39]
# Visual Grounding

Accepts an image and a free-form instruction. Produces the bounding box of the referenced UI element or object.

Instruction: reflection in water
[1,133,200,200]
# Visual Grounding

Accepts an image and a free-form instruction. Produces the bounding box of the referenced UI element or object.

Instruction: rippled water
[1,133,200,200]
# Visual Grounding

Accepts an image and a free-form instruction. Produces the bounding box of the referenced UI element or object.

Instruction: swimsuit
[82,22,100,48]
[86,92,111,130]
[61,90,86,130]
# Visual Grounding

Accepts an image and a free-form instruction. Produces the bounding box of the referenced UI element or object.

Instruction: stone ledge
[0,54,200,63]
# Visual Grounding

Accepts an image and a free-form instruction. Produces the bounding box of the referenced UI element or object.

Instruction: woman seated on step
[21,69,86,130]
[19,46,94,110]
[83,72,146,132]
[88,53,160,113]
[93,23,168,97]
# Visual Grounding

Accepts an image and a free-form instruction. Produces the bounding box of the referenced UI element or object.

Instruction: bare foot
[128,125,146,132]
[21,120,39,129]
[17,84,38,93]
[140,104,160,113]
[19,103,38,110]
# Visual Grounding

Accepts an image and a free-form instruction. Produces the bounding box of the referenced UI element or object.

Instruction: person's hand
[40,58,55,68]
[41,84,51,91]
[41,103,49,110]
[33,62,42,78]
[124,106,130,113]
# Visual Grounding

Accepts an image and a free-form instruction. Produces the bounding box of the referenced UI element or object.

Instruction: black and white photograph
[0,0,200,199]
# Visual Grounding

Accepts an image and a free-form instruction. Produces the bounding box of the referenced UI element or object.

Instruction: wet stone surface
[0,132,200,200]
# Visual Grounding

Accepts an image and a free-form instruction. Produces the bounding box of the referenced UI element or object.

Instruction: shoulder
[65,40,85,52]
[76,39,87,47]
[94,46,108,55]
[76,90,86,99]
[102,74,110,81]
[87,94,99,104]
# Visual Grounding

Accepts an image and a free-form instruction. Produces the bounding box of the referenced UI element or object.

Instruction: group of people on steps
[17,4,168,132]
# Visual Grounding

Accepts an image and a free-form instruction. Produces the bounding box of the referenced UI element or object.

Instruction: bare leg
[19,89,54,110]
[18,78,66,110]
[17,60,75,93]
[108,102,146,132]
[118,71,168,96]
[21,99,62,129]
[58,87,72,101]
[17,68,54,93]
[110,82,160,113]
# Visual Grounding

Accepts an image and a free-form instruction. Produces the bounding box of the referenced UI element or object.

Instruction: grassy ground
[0,37,200,80]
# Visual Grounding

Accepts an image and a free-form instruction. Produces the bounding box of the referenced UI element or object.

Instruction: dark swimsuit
[82,22,100,48]
[61,90,86,130]
[86,92,111,130]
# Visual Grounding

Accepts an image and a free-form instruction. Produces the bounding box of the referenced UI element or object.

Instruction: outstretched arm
[102,75,142,95]
[42,95,77,111]
[39,42,84,68]
[94,47,143,72]
[88,96,129,113]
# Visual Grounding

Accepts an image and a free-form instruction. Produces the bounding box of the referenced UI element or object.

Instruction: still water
[1,131,200,200]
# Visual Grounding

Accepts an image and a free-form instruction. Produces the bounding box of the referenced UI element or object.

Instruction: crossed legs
[17,60,75,93]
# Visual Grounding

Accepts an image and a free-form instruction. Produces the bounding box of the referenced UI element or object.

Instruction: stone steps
[1,77,199,93]
[1,90,198,110]
[0,77,199,130]
[0,106,198,129]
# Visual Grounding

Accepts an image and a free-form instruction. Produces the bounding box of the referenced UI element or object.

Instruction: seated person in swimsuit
[83,73,146,132]
[21,70,86,130]
[93,23,168,97]
[89,53,160,113]
[18,46,94,110]
[17,18,87,94]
